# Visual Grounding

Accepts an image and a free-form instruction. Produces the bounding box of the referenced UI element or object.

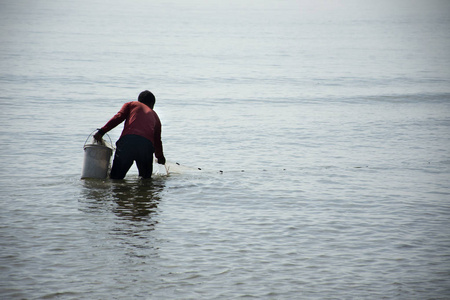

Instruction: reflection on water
[80,177,165,258]
[81,177,164,222]
[110,179,163,222]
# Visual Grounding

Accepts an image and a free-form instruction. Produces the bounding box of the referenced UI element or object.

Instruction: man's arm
[94,103,129,141]
[153,112,165,164]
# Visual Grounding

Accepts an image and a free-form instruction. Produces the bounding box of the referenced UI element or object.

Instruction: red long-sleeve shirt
[100,101,164,159]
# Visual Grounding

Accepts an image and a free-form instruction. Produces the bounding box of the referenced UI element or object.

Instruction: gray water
[1,0,450,299]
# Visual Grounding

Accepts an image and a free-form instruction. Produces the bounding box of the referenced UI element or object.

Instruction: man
[94,90,166,179]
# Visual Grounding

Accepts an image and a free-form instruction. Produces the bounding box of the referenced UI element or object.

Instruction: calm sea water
[1,0,450,299]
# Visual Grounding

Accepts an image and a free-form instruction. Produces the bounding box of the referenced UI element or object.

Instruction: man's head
[138,90,156,109]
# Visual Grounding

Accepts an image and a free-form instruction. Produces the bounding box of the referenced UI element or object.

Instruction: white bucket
[81,134,113,179]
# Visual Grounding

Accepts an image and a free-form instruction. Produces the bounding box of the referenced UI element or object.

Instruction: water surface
[1,0,450,299]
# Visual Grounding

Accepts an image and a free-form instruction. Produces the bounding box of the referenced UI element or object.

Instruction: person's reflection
[81,178,165,224]
[110,179,163,223]
[109,179,165,258]
[81,178,165,259]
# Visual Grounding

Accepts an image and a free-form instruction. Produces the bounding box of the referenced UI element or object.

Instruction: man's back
[101,101,162,149]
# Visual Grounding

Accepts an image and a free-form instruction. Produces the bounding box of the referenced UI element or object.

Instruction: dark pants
[110,135,155,179]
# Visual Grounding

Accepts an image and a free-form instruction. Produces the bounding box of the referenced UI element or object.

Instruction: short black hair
[138,90,156,108]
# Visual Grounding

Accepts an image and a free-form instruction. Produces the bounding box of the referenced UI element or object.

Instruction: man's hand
[93,130,104,142]
[157,156,166,165]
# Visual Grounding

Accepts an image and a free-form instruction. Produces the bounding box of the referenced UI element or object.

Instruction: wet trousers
[110,134,155,179]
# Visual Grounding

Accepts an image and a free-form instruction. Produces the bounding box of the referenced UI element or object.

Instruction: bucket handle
[84,129,114,149]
